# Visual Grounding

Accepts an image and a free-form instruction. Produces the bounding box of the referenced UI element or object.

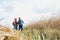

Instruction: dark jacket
[12,21,18,26]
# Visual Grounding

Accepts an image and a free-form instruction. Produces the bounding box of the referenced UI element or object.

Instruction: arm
[22,20,24,23]
[12,22,14,25]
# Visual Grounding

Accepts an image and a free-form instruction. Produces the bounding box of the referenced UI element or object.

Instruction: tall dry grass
[22,16,60,40]
[0,26,20,40]
[0,16,60,40]
[25,16,60,30]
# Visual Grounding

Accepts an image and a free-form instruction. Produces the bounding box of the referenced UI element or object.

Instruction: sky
[0,0,60,28]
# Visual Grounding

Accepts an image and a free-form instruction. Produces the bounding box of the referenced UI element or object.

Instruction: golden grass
[25,16,60,30]
[0,26,20,40]
[0,16,60,40]
[22,16,60,40]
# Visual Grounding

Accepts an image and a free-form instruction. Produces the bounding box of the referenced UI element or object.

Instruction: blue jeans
[14,25,18,30]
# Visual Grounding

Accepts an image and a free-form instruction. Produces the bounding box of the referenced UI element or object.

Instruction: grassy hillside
[0,16,60,40]
[19,16,60,40]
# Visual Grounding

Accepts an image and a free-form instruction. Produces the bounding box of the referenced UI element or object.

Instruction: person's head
[18,17,21,20]
[14,18,17,21]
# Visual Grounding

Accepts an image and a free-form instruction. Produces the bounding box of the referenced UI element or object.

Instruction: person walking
[12,18,18,30]
[18,17,24,31]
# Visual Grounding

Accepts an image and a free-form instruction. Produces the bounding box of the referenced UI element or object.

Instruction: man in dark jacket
[18,17,24,31]
[12,18,18,30]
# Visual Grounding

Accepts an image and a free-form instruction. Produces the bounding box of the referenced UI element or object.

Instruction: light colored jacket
[18,20,24,25]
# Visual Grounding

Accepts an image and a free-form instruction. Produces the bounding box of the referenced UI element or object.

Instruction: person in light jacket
[18,17,24,31]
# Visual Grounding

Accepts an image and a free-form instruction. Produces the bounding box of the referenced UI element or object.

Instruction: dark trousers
[19,25,23,31]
